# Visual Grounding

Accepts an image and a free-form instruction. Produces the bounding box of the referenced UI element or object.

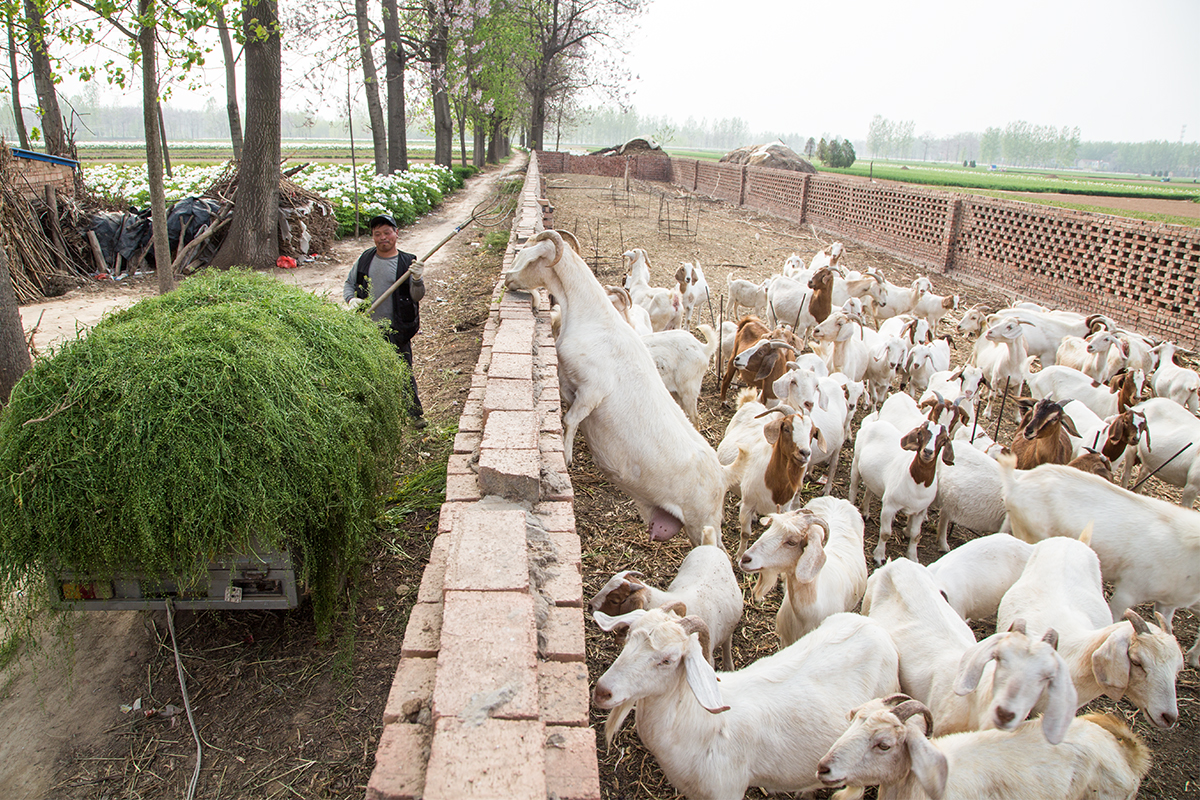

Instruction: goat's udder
[648,507,685,541]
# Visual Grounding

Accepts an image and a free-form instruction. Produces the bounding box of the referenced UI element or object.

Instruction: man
[344,213,427,428]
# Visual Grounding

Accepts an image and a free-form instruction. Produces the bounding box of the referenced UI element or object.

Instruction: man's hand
[347,297,365,311]
[409,261,424,281]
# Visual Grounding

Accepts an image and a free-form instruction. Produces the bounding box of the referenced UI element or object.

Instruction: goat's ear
[905,725,949,800]
[762,417,785,445]
[939,438,955,466]
[899,428,923,452]
[1092,625,1133,701]
[661,600,688,618]
[794,531,827,582]
[954,635,1001,694]
[1017,397,1036,415]
[592,609,645,634]
[1058,412,1081,438]
[754,350,780,382]
[1041,647,1079,745]
[683,635,729,713]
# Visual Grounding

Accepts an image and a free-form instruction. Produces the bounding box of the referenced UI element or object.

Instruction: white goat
[1149,341,1200,414]
[717,389,817,558]
[998,453,1200,668]
[865,335,908,413]
[589,526,742,670]
[726,276,770,321]
[832,271,889,311]
[773,369,851,493]
[1026,365,1142,420]
[605,285,654,334]
[674,261,710,328]
[623,247,683,331]
[861,558,1078,741]
[816,696,1151,800]
[971,317,1036,419]
[929,440,1009,554]
[505,230,742,547]
[591,609,900,800]
[872,274,933,323]
[739,497,868,646]
[1124,397,1200,509]
[912,289,960,331]
[903,338,953,398]
[850,418,956,564]
[993,306,1113,367]
[641,324,719,425]
[997,536,1184,730]
[926,533,1033,622]
[1055,330,1125,383]
[955,304,990,338]
[809,241,845,272]
[812,309,872,382]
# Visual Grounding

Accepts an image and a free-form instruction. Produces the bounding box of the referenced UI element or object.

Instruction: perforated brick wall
[695,160,745,204]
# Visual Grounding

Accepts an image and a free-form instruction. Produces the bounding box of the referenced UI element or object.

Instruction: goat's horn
[754,406,789,419]
[1008,618,1027,634]
[1123,609,1152,635]
[891,699,934,734]
[1041,628,1060,649]
[677,615,712,661]
[801,511,830,540]
[882,693,913,707]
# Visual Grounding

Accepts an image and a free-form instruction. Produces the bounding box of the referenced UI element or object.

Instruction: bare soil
[1,164,1195,800]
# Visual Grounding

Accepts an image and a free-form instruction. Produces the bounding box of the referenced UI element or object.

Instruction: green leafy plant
[0,270,411,639]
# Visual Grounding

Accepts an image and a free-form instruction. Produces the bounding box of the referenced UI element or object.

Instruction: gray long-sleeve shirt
[343,251,425,328]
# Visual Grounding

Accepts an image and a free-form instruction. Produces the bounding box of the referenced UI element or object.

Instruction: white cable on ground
[165,598,202,800]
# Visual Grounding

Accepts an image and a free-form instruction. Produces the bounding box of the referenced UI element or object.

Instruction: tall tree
[210,0,280,269]
[138,0,173,293]
[23,0,66,155]
[213,2,243,160]
[354,0,386,173]
[5,3,30,149]
[425,0,451,165]
[0,244,31,403]
[381,0,405,171]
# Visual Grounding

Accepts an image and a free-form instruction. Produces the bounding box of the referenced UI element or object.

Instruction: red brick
[531,501,576,533]
[544,726,601,800]
[457,411,483,433]
[484,378,536,412]
[383,657,437,725]
[477,448,541,502]
[418,534,451,603]
[444,473,481,503]
[366,723,431,800]
[538,662,590,727]
[401,602,443,659]
[453,431,481,454]
[541,605,585,662]
[480,410,539,451]
[423,717,546,800]
[492,319,537,354]
[443,508,529,593]
[433,591,538,721]
[488,352,533,380]
[446,453,475,476]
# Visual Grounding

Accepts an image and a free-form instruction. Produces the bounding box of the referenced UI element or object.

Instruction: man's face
[372,223,399,255]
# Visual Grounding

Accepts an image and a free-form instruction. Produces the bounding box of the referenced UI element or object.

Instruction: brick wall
[9,157,74,201]
[367,152,599,800]
[534,150,671,182]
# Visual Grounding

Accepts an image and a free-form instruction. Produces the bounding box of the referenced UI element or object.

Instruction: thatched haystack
[721,141,817,173]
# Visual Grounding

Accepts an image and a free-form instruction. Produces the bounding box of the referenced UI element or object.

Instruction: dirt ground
[0,163,1195,800]
[997,190,1200,220]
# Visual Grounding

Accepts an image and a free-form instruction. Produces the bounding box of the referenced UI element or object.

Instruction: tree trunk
[23,0,66,156]
[488,114,503,164]
[209,0,281,270]
[6,11,29,149]
[426,7,451,166]
[381,0,406,172]
[528,61,548,151]
[214,3,243,160]
[355,0,387,174]
[473,120,485,168]
[455,99,466,166]
[157,102,172,177]
[138,0,174,294]
[0,245,31,404]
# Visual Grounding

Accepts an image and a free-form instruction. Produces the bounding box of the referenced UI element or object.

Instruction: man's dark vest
[354,247,419,338]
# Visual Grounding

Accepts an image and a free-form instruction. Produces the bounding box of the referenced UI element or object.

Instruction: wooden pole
[42,185,66,270]
[86,230,108,273]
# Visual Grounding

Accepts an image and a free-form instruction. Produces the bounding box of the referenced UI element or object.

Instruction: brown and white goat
[1011,397,1081,469]
[719,318,801,405]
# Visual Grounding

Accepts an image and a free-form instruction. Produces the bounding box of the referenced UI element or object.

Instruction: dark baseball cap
[369,214,398,230]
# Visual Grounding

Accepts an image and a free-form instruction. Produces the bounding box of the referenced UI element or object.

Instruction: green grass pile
[0,269,411,636]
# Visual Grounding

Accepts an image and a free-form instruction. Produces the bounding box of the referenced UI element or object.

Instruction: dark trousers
[385,331,423,417]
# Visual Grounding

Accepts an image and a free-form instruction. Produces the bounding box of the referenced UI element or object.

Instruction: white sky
[622,0,1200,143]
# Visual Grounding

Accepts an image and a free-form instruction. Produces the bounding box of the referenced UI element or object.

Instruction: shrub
[0,270,411,638]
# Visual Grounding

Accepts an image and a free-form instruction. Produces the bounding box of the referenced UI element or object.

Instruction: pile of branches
[204,162,337,257]
[0,147,88,302]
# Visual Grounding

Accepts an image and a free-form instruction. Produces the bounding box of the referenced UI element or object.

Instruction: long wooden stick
[367,215,480,315]
[993,377,1011,441]
[1131,442,1192,492]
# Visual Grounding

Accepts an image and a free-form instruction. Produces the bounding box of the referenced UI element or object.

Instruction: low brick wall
[615,153,1199,349]
[367,152,600,800]
[9,155,75,201]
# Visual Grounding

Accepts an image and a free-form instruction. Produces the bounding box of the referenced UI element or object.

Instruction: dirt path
[0,154,525,800]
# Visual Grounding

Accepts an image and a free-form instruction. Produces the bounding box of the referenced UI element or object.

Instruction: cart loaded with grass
[0,270,412,637]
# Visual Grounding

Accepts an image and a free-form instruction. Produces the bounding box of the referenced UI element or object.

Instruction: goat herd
[502,228,1199,800]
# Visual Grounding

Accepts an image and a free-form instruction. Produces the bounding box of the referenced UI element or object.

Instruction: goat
[1060,401,1147,474]
[1055,330,1126,383]
[589,526,742,670]
[605,285,654,334]
[971,317,1036,420]
[718,316,770,402]
[1010,397,1080,469]
[739,497,868,646]
[865,335,908,413]
[591,609,899,800]
[809,241,845,272]
[871,274,933,324]
[993,306,1113,367]
[1026,365,1142,420]
[997,536,1184,729]
[912,289,960,331]
[816,695,1150,800]
[1123,397,1200,509]
[717,390,816,558]
[812,309,872,382]
[505,230,742,547]
[861,558,1078,740]
[1149,341,1200,414]
[902,337,953,398]
[622,247,683,331]
[1068,450,1114,481]
[773,368,851,494]
[725,327,802,407]
[833,270,888,311]
[726,276,770,321]
[926,533,1034,622]
[765,267,837,339]
[641,324,719,425]
[930,438,1010,553]
[998,452,1200,668]
[674,261,710,328]
[850,418,956,564]
[955,304,991,338]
